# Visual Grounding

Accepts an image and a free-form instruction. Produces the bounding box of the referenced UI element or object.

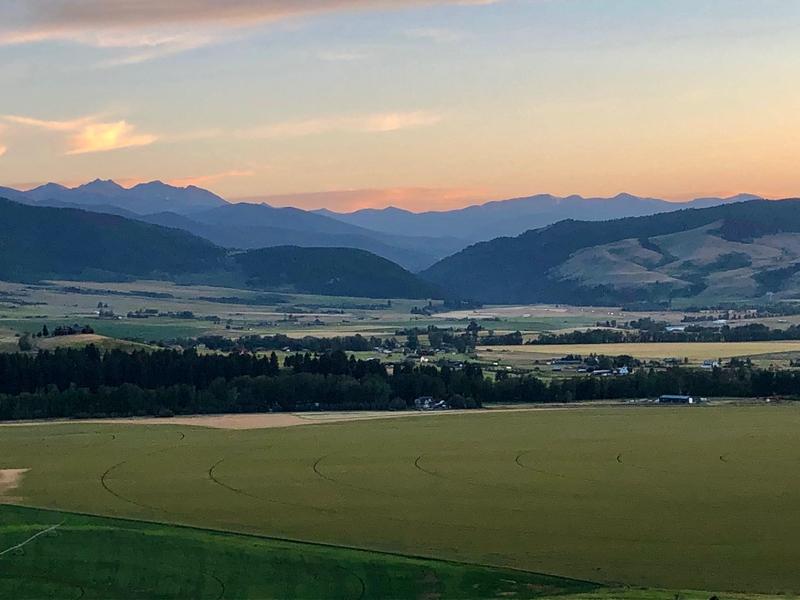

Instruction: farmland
[3,406,800,597]
[481,340,800,363]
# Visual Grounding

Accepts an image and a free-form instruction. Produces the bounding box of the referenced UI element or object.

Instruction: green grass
[0,504,594,599]
[3,407,800,595]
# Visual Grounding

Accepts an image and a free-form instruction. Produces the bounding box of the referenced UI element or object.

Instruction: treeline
[191,334,394,353]
[0,346,281,395]
[1,345,799,422]
[532,323,800,345]
[0,346,486,421]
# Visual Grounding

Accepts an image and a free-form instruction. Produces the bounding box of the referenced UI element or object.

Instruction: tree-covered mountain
[422,199,800,306]
[234,246,441,299]
[3,180,764,272]
[0,198,441,299]
[0,198,225,282]
[2,182,463,270]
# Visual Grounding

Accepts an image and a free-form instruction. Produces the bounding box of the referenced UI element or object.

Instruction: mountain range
[317,193,762,243]
[5,187,800,306]
[422,199,800,306]
[0,198,439,299]
[0,180,761,271]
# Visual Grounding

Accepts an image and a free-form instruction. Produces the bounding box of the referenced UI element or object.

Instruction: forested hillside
[0,198,441,299]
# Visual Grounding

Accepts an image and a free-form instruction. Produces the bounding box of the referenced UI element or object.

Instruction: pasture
[2,406,800,596]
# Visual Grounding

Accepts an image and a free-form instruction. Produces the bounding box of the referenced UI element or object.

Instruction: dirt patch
[94,411,439,430]
[0,404,640,431]
[0,469,29,503]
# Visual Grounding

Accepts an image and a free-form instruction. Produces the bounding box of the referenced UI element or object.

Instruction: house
[414,396,449,411]
[658,395,696,404]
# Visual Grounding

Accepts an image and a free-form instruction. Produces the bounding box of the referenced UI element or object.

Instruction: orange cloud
[235,186,488,212]
[245,111,442,139]
[0,145,6,158]
[66,121,157,155]
[4,114,157,155]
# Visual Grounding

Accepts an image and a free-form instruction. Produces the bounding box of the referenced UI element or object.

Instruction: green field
[2,406,800,597]
[0,504,596,599]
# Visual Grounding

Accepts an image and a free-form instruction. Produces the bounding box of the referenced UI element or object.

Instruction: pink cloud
[245,111,442,139]
[0,1,500,62]
[169,169,256,187]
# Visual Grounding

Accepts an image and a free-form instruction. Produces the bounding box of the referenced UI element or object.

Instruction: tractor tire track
[208,454,337,515]
[99,431,186,513]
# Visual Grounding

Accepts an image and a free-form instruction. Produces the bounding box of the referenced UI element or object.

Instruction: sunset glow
[2,0,800,211]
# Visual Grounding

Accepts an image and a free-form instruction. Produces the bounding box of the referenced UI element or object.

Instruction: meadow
[3,406,800,597]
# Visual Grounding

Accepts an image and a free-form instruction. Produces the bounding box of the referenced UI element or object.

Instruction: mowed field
[3,406,800,597]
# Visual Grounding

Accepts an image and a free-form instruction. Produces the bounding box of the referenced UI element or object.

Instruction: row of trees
[192,333,393,354]
[2,345,799,421]
[532,323,800,345]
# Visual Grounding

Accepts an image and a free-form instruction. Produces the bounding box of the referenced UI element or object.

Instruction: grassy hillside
[423,199,800,305]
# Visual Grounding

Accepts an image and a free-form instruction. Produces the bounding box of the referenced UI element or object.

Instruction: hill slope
[0,198,225,281]
[423,199,800,305]
[234,246,440,299]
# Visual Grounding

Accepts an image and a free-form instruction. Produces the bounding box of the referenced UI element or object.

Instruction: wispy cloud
[0,1,500,64]
[245,111,442,139]
[3,114,157,155]
[235,185,489,212]
[169,169,256,187]
[0,145,6,158]
[318,50,368,62]
[404,27,464,43]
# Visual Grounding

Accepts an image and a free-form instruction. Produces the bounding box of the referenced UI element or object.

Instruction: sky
[1,0,799,212]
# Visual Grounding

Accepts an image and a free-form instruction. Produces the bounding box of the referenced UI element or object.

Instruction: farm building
[414,396,449,411]
[658,395,696,405]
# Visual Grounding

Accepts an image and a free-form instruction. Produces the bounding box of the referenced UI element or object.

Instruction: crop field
[482,341,800,363]
[2,406,800,598]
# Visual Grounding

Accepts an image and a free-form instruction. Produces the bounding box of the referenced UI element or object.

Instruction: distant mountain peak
[77,178,127,196]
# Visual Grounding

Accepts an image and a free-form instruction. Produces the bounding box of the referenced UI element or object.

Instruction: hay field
[481,341,800,361]
[3,406,800,596]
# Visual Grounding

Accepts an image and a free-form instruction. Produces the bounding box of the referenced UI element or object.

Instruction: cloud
[0,1,499,62]
[234,186,489,212]
[169,169,256,187]
[404,27,464,43]
[0,145,6,158]
[4,113,157,155]
[4,114,96,132]
[245,111,442,139]
[66,121,157,154]
[318,50,368,62]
